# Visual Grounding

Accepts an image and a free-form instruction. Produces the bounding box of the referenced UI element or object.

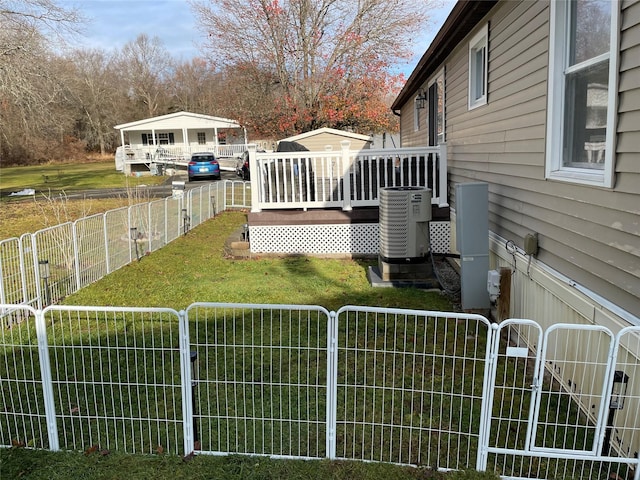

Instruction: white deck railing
[248,141,448,212]
[120,144,248,165]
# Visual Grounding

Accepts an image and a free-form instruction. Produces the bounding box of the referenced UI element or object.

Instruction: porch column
[340,140,352,211]
[214,127,219,157]
[248,144,261,213]
[182,127,188,158]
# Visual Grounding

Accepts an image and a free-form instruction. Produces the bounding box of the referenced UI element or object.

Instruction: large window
[141,133,175,146]
[468,24,488,110]
[546,0,618,187]
[157,133,175,145]
[141,133,154,145]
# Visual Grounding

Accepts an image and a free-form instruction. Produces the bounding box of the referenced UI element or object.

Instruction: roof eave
[391,0,498,111]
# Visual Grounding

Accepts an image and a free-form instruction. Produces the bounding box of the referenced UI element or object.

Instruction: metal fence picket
[483,320,640,480]
[184,302,333,459]
[1,302,638,479]
[332,306,492,469]
[41,305,185,455]
[0,304,57,450]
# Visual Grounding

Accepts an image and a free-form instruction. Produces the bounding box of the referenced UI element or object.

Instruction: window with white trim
[468,24,488,110]
[197,132,206,145]
[546,0,618,187]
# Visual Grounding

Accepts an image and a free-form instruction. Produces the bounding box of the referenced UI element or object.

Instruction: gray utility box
[455,182,490,310]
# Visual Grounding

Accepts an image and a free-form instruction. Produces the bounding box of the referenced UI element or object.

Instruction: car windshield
[193,156,214,162]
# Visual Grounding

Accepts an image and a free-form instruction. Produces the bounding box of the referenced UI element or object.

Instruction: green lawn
[0,211,600,479]
[0,160,165,196]
[0,448,500,480]
[66,211,452,312]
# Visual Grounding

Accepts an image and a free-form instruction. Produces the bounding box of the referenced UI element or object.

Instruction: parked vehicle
[235,149,268,181]
[235,151,250,180]
[188,152,220,181]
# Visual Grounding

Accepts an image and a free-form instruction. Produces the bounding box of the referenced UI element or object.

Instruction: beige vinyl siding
[398,95,427,147]
[617,0,640,200]
[436,0,640,314]
[290,132,370,152]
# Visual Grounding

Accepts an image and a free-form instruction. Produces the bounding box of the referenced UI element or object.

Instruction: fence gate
[332,306,493,470]
[481,320,639,480]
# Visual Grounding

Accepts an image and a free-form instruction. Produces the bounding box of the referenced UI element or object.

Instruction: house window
[141,133,154,145]
[156,133,175,145]
[468,23,488,110]
[546,0,618,187]
[427,69,445,145]
[197,132,206,145]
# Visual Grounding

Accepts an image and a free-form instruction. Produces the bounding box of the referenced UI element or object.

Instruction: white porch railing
[120,144,248,165]
[248,141,448,212]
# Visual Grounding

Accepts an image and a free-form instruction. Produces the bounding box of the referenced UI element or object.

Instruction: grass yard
[65,211,452,312]
[0,207,606,479]
[0,160,165,196]
[0,159,168,239]
[0,196,140,239]
[0,448,500,480]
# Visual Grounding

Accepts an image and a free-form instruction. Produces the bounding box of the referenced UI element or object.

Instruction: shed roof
[114,111,242,131]
[281,127,372,143]
[391,0,497,110]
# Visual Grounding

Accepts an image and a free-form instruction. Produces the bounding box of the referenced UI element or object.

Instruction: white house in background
[114,111,248,175]
[280,127,373,152]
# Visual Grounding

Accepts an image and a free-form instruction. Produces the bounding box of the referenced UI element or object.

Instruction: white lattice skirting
[249,221,450,256]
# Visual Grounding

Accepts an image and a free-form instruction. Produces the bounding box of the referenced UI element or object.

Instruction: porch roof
[114,111,243,132]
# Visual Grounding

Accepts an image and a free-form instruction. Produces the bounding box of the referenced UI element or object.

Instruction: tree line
[1,0,432,166]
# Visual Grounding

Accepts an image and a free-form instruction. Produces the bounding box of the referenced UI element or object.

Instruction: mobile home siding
[618,0,640,196]
[290,132,370,152]
[397,0,640,316]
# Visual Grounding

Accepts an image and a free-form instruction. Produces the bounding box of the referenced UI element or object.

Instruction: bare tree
[169,57,222,114]
[0,0,84,164]
[0,0,83,53]
[66,48,122,155]
[118,34,172,118]
[189,0,432,135]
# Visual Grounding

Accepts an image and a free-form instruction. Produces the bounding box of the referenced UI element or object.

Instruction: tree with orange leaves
[189,0,433,137]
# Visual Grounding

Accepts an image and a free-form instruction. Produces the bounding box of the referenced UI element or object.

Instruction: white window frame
[545,0,619,188]
[197,132,206,145]
[468,23,488,110]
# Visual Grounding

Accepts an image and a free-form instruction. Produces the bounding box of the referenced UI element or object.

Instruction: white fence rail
[0,181,248,315]
[119,144,249,167]
[249,143,448,212]
[1,303,637,479]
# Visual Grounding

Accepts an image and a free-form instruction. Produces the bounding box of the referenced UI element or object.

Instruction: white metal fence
[1,303,637,479]
[0,180,251,317]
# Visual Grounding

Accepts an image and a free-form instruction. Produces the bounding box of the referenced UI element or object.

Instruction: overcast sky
[63,0,457,75]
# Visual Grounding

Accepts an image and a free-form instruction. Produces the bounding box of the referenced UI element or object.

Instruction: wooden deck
[247,205,450,226]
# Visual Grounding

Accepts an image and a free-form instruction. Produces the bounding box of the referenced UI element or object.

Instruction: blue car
[188,152,221,181]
